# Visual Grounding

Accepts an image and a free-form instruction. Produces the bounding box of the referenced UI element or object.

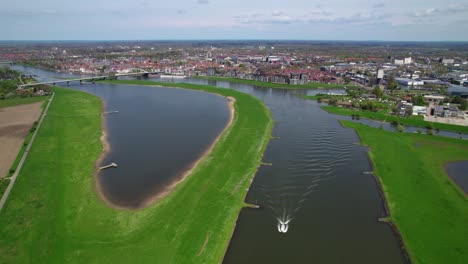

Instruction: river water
[12,66,411,263]
[157,78,408,263]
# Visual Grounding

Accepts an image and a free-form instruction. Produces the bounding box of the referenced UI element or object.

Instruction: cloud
[235,11,386,26]
[400,4,468,25]
[3,9,57,17]
[197,0,210,4]
[272,11,283,17]
[176,9,186,15]
[373,3,385,9]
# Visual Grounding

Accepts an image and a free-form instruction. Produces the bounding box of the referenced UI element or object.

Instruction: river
[12,66,409,263]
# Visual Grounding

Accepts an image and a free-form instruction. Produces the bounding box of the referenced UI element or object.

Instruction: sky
[1,0,468,41]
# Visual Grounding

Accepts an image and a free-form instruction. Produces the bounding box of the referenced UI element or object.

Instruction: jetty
[100,163,118,170]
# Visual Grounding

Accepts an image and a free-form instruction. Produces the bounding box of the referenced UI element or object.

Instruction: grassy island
[343,121,468,264]
[0,81,273,263]
[193,75,359,89]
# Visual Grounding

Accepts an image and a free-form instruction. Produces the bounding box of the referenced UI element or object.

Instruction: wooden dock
[100,163,118,170]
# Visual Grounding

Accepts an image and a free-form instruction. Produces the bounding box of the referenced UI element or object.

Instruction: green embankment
[323,105,468,134]
[0,96,47,109]
[0,82,273,263]
[193,76,358,89]
[343,121,468,264]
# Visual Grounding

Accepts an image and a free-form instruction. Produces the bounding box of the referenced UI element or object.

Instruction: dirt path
[0,102,43,178]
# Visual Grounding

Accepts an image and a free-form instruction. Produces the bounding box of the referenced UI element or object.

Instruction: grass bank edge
[322,105,468,134]
[341,121,468,264]
[193,75,358,89]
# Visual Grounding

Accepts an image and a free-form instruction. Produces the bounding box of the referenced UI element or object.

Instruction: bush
[397,124,404,132]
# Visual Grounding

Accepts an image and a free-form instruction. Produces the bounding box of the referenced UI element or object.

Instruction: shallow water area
[445,161,468,194]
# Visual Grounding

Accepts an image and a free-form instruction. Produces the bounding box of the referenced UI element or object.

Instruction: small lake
[445,161,468,194]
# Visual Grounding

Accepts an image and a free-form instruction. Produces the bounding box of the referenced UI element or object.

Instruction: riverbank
[323,105,468,134]
[342,121,468,264]
[0,82,273,263]
[193,76,358,89]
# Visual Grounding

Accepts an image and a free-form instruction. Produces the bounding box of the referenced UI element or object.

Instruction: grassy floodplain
[193,75,359,89]
[323,105,468,134]
[343,121,468,264]
[0,82,273,263]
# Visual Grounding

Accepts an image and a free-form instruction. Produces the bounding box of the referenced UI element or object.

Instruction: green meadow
[0,81,273,263]
[343,121,468,264]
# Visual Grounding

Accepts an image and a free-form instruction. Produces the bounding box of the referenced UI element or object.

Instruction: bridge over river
[18,71,161,89]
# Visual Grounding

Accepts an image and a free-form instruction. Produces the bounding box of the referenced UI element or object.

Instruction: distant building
[404,57,412,64]
[412,106,427,116]
[423,95,445,105]
[395,78,424,86]
[207,68,216,76]
[394,59,404,65]
[441,58,455,65]
[377,69,384,79]
[266,56,281,63]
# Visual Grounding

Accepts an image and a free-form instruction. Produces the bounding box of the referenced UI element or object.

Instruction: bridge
[18,71,160,89]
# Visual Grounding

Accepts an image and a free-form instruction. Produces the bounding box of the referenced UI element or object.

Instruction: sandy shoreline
[93,87,236,210]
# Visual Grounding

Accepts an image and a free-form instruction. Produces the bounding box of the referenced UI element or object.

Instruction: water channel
[11,66,451,263]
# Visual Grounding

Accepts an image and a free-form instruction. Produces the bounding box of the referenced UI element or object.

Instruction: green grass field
[0,96,48,109]
[193,76,359,89]
[323,105,468,134]
[0,82,273,263]
[343,121,468,264]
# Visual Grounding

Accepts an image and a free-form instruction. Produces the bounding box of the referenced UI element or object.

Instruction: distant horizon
[2,0,467,41]
[1,39,468,43]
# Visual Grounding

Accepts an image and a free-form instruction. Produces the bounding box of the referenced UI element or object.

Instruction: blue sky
[2,0,468,40]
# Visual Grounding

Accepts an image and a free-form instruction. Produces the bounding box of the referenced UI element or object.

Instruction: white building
[394,59,404,65]
[442,58,455,65]
[404,57,412,64]
[377,69,384,79]
[395,78,424,86]
[412,106,427,116]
